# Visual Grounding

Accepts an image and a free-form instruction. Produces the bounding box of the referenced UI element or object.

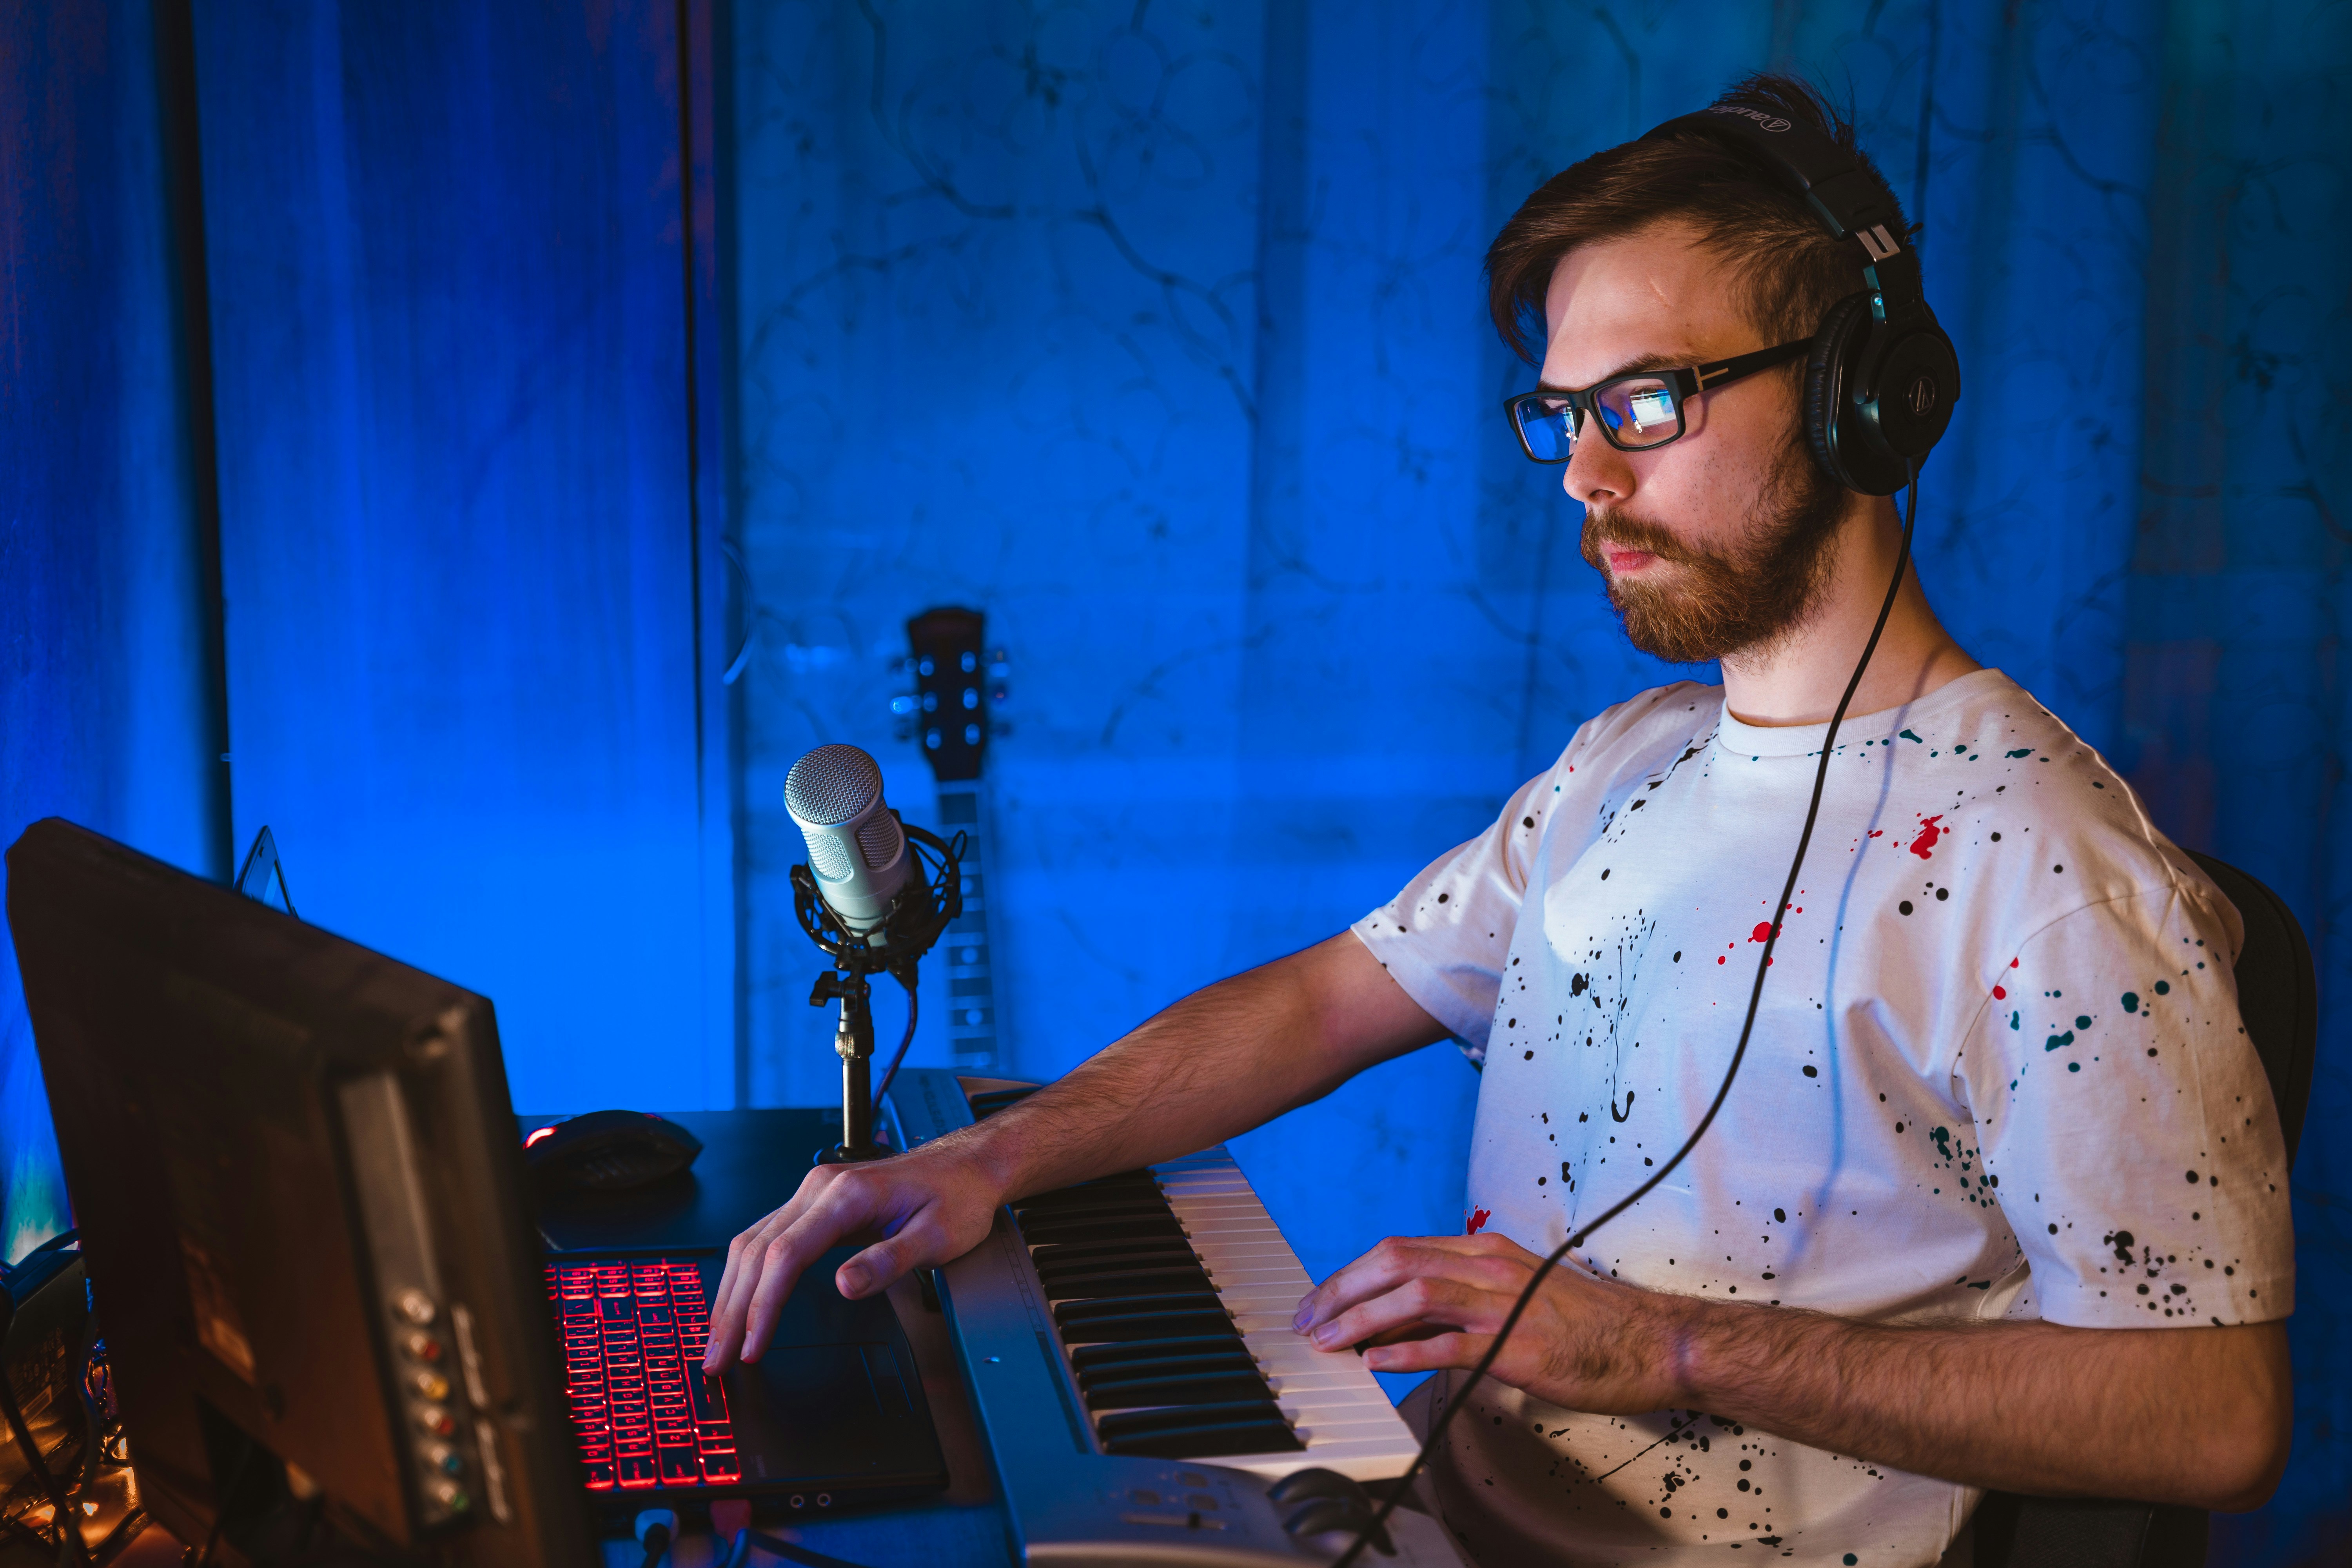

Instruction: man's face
[1539,221,1849,665]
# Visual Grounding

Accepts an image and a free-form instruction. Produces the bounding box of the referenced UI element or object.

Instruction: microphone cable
[1332,459,1920,1568]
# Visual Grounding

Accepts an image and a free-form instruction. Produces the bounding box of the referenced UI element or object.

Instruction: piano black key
[1014,1196,1174,1224]
[1101,1419,1306,1460]
[1037,1266,1216,1301]
[1027,1236,1199,1267]
[1084,1370,1274,1411]
[1054,1307,1235,1343]
[1067,1333,1248,1372]
[1055,1290,1222,1324]
[1018,1173,1158,1201]
[1096,1397,1283,1438]
[1014,1216,1189,1247]
[1074,1347,1258,1388]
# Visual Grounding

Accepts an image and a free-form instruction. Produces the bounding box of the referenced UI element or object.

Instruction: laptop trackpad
[725,1343,920,1483]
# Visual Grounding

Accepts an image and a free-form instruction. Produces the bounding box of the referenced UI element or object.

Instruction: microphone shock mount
[789,819,964,1163]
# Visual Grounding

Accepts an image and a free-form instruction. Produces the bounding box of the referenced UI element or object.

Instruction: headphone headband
[1639,106,1923,312]
[1632,94,1958,495]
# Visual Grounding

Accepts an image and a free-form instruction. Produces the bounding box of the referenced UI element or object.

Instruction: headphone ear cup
[1804,292,1876,492]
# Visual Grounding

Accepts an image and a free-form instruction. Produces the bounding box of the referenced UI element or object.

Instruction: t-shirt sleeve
[1958,884,2294,1328]
[1350,765,1561,1061]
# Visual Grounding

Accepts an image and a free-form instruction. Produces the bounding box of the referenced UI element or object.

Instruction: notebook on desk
[7,818,945,1564]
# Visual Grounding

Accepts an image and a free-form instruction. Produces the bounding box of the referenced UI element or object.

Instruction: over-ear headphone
[1641,102,1960,496]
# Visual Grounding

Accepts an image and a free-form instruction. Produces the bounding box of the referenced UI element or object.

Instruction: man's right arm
[702,930,1449,1371]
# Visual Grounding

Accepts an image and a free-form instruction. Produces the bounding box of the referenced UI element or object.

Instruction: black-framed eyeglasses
[1503,338,1809,463]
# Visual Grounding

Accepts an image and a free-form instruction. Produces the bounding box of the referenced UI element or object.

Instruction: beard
[1579,438,1850,666]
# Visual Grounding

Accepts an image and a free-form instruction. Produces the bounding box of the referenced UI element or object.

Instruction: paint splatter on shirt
[1350,669,2293,1567]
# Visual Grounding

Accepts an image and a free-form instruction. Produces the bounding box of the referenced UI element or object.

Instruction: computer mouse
[524,1110,703,1192]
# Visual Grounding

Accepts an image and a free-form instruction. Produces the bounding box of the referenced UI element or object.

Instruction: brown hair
[1484,74,1909,365]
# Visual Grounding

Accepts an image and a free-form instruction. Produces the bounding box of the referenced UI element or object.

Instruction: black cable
[872,978,919,1114]
[0,1362,86,1568]
[1333,461,1922,1568]
[743,1530,876,1568]
[190,1440,254,1568]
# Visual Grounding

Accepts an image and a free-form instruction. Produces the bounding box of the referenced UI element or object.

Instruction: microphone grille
[785,744,884,826]
[855,811,905,871]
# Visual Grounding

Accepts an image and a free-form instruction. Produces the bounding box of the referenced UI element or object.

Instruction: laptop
[7,819,945,1563]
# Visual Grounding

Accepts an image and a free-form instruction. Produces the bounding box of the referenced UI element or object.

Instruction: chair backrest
[2185,851,2318,1163]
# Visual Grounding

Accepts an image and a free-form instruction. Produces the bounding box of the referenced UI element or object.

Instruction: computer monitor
[6,818,596,1564]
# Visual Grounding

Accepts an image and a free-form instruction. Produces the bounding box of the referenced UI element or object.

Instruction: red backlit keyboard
[546,1259,739,1490]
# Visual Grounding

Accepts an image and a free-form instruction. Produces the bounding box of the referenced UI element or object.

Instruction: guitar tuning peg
[888,693,920,717]
[989,685,1009,706]
[987,649,1010,676]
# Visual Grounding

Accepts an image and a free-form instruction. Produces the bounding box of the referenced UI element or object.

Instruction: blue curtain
[0,1,223,1265]
[731,0,2350,1554]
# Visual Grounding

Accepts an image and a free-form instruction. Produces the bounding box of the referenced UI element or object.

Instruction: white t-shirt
[1351,669,2294,1568]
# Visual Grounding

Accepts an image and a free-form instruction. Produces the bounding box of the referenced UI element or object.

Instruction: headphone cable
[1333,459,1920,1567]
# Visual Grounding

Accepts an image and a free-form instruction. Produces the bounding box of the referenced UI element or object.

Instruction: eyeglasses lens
[1598,377,1680,447]
[1515,396,1577,461]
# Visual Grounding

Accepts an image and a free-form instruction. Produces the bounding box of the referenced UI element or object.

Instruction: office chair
[1974,851,2318,1568]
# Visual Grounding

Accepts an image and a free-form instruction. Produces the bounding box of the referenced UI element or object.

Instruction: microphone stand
[789,818,964,1164]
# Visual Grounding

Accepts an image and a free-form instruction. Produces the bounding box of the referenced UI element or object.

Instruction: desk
[535,1111,1012,1568]
[91,1111,1010,1568]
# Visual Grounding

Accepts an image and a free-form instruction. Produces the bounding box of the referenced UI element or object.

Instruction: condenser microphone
[784,744,912,932]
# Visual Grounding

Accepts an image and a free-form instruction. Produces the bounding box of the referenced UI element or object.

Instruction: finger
[1296,1236,1513,1335]
[1363,1329,1492,1376]
[706,1209,799,1371]
[706,1169,846,1368]
[1312,1273,1494,1353]
[836,1221,937,1299]
[738,1174,895,1362]
[709,1205,786,1345]
[704,1220,784,1373]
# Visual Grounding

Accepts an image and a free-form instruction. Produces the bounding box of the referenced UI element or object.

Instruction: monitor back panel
[7,819,596,1565]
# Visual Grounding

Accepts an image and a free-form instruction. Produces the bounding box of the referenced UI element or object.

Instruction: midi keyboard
[889,1069,1467,1566]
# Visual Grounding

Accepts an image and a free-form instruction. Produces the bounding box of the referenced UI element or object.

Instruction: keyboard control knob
[423,1443,464,1477]
[403,1332,444,1362]
[428,1479,468,1511]
[414,1405,457,1438]
[410,1370,451,1402]
[396,1290,437,1325]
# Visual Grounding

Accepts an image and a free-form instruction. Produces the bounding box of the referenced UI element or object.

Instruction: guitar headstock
[901,606,1006,783]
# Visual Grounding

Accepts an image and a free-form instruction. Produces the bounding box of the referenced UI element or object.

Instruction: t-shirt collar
[1712,667,2013,759]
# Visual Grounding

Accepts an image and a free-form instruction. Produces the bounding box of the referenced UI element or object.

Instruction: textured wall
[731,0,2350,1550]
[0,0,222,1264]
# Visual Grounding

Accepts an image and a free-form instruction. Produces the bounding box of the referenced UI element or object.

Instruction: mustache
[1579,510,1706,570]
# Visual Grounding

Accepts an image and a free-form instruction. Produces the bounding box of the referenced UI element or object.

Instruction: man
[703,76,2293,1566]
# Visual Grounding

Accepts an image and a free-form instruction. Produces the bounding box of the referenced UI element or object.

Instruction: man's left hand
[1290,1233,1685,1415]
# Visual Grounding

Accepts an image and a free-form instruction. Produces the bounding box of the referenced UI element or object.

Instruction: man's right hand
[701,1140,1005,1373]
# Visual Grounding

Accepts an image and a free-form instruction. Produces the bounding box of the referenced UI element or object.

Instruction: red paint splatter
[1908,814,1945,859]
[1992,985,2007,1000]
[1869,830,1884,838]
[1466,1208,1492,1235]
[1717,956,1726,965]
[2010,957,2019,968]
[1750,921,1775,942]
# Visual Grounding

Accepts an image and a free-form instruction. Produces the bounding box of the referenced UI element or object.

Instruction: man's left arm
[1291,1234,2292,1510]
